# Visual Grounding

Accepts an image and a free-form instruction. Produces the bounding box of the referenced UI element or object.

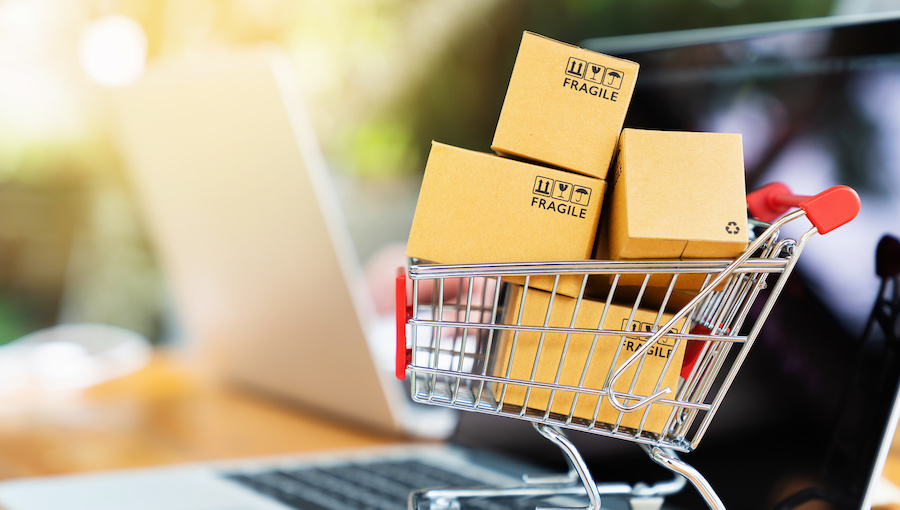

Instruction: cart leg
[408,422,611,510]
[642,446,725,510]
[531,423,602,510]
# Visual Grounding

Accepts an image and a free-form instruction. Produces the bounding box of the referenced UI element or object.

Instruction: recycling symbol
[725,221,741,235]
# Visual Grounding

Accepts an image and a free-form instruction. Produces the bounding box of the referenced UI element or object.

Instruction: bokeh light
[78,14,147,88]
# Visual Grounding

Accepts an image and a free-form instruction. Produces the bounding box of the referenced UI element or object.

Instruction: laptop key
[322,465,414,500]
[279,469,400,510]
[227,472,360,510]
[226,459,544,510]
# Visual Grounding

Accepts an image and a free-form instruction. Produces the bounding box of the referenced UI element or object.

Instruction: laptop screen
[454,13,900,510]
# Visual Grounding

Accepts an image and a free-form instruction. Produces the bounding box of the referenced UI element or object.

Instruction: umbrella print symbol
[604,71,622,88]
[574,187,590,204]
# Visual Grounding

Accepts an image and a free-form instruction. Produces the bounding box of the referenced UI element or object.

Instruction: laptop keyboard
[225,459,540,510]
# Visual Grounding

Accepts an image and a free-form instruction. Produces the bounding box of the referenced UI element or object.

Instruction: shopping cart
[395,182,860,510]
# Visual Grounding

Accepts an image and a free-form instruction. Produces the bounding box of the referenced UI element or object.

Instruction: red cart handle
[395,268,412,380]
[746,182,860,234]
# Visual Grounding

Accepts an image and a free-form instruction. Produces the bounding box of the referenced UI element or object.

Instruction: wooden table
[0,350,397,480]
[1,350,900,509]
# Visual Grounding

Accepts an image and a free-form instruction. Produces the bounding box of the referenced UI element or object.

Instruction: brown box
[492,285,687,434]
[492,32,639,180]
[407,143,606,281]
[607,128,748,259]
[599,128,748,291]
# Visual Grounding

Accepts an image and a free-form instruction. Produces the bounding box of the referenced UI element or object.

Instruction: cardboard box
[492,285,687,434]
[407,143,605,296]
[599,128,748,290]
[492,32,639,180]
[586,281,699,315]
[607,128,748,259]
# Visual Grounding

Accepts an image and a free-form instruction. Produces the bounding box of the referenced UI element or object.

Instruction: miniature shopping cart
[395,183,860,510]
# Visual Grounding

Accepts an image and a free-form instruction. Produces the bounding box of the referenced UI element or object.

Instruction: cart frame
[395,183,860,510]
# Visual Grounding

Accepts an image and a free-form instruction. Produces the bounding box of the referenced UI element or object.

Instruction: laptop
[89,47,457,442]
[2,12,900,510]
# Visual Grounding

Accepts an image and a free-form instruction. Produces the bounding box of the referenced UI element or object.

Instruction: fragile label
[532,176,591,219]
[562,57,625,102]
[621,319,678,359]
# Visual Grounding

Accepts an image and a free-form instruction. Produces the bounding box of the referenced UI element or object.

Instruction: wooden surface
[1,349,900,509]
[0,350,397,480]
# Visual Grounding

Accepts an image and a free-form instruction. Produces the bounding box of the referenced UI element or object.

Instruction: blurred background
[0,0,893,347]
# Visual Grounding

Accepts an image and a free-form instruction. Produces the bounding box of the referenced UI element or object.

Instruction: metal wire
[406,211,809,453]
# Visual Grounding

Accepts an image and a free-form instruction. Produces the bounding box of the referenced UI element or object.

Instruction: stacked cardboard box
[493,285,687,434]
[407,32,638,297]
[407,142,605,268]
[491,32,638,180]
[592,128,748,296]
[405,31,748,433]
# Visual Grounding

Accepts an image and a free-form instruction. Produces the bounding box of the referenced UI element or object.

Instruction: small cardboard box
[492,285,687,434]
[492,32,639,180]
[607,128,748,259]
[600,128,748,290]
[407,143,606,283]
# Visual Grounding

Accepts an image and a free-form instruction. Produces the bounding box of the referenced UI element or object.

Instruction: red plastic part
[680,324,710,380]
[680,323,733,380]
[395,268,411,380]
[746,182,796,222]
[798,185,861,234]
[746,182,860,234]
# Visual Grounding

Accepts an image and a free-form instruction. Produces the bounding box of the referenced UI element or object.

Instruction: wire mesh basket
[395,183,860,510]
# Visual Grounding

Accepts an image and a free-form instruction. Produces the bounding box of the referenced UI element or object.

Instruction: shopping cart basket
[395,182,860,510]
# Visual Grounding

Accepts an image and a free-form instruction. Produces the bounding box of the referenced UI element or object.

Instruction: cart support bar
[644,446,725,510]
[747,182,860,234]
